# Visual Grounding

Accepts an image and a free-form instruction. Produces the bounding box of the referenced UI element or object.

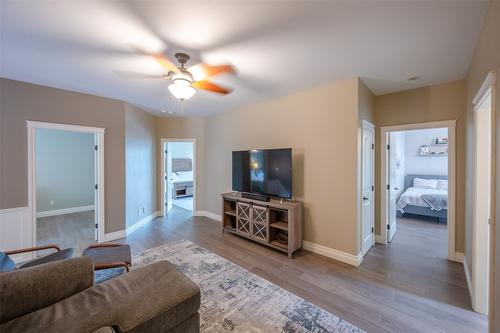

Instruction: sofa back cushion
[0,256,94,324]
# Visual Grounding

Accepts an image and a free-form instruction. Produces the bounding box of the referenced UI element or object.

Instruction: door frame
[27,121,105,247]
[361,120,375,256]
[379,120,457,262]
[160,138,197,216]
[472,71,496,316]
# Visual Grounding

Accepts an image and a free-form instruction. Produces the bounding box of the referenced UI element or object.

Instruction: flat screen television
[232,148,292,199]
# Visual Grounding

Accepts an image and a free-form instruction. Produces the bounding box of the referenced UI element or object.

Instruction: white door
[387,133,397,242]
[361,121,375,255]
[165,142,173,214]
[472,87,492,314]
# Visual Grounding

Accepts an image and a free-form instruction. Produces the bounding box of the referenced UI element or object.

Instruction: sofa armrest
[0,256,94,324]
[0,260,200,333]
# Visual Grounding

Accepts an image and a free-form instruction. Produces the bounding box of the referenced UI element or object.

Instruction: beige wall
[374,80,466,252]
[201,78,361,254]
[155,116,206,212]
[464,1,500,328]
[0,78,126,233]
[125,103,157,228]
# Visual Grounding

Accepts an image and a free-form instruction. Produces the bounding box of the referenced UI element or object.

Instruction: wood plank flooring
[113,208,488,332]
[36,210,95,256]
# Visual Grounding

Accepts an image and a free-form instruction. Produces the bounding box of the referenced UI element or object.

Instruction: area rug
[132,239,364,333]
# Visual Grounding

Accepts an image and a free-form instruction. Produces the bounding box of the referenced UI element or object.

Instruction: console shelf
[221,192,303,258]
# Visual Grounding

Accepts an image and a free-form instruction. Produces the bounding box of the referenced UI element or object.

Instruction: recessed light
[407,76,419,81]
[161,110,166,113]
[168,111,173,115]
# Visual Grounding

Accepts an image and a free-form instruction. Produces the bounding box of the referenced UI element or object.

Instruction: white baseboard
[374,235,385,244]
[303,240,363,266]
[463,254,472,298]
[454,252,464,263]
[103,230,126,242]
[36,205,95,218]
[126,211,160,236]
[194,210,222,222]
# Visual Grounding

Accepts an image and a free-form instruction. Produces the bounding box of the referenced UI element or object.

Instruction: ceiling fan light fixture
[168,81,195,100]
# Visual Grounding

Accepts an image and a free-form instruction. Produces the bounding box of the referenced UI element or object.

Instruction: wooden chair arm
[86,243,123,249]
[5,244,61,255]
[93,261,130,272]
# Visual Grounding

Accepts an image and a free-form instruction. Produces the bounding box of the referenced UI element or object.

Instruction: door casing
[27,121,105,249]
[379,120,457,262]
[160,138,197,216]
[361,120,375,256]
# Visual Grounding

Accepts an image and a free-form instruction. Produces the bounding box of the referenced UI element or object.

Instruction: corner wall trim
[454,252,464,263]
[374,235,385,244]
[126,211,160,236]
[463,254,472,298]
[36,205,95,218]
[104,230,126,242]
[303,240,363,266]
[194,210,222,222]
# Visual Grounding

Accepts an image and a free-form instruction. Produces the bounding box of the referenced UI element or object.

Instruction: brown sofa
[0,256,200,333]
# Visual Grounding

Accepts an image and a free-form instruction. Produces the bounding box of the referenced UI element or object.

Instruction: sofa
[0,256,200,333]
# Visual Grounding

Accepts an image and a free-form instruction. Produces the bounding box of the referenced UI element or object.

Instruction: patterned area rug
[131,239,364,333]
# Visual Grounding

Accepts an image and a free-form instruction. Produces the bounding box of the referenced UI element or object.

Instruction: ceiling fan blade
[152,53,179,72]
[131,46,178,72]
[188,63,235,81]
[192,80,232,95]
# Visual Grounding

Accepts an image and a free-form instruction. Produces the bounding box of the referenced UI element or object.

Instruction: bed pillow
[413,178,438,189]
[437,179,448,191]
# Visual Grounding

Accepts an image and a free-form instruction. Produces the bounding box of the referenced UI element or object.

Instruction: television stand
[241,192,270,202]
[221,192,303,258]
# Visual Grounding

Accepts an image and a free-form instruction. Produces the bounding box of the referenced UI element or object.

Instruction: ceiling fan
[153,52,235,101]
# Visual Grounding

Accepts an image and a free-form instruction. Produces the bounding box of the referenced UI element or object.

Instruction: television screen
[232,148,292,199]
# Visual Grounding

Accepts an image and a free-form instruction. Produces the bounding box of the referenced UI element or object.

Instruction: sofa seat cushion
[0,260,200,333]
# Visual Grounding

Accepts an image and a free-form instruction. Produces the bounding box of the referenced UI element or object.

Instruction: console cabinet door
[236,202,251,235]
[251,204,269,242]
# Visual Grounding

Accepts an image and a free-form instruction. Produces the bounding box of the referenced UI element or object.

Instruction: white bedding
[396,187,447,211]
[172,171,193,183]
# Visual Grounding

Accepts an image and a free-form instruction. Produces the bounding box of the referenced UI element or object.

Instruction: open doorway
[387,128,449,258]
[161,139,196,216]
[27,121,105,256]
[380,121,456,261]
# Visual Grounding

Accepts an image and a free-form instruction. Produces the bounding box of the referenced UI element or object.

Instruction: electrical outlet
[50,200,55,206]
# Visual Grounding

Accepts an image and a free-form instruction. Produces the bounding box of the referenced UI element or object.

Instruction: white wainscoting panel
[0,207,34,262]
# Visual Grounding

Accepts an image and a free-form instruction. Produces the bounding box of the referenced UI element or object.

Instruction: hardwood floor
[37,210,95,256]
[117,207,487,333]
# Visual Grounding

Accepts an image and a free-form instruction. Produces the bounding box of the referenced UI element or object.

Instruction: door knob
[363,196,369,201]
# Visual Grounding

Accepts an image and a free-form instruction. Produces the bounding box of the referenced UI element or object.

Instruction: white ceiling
[0,1,489,116]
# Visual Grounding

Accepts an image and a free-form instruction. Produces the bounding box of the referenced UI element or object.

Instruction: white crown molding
[36,205,94,218]
[303,241,363,266]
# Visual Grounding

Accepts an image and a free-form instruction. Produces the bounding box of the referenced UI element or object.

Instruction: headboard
[404,174,447,191]
[172,158,192,172]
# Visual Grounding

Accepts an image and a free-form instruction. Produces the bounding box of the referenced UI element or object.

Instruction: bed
[396,174,448,223]
[171,159,193,199]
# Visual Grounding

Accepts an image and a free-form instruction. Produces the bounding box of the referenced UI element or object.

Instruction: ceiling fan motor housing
[174,52,190,67]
